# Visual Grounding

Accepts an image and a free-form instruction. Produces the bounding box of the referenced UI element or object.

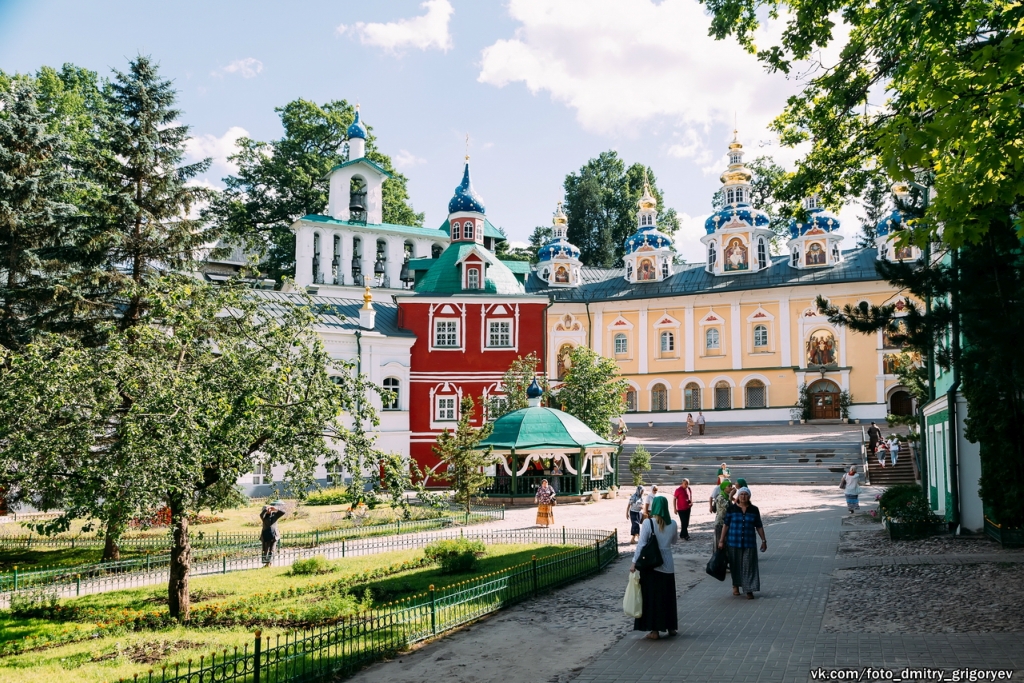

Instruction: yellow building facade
[530,136,919,424]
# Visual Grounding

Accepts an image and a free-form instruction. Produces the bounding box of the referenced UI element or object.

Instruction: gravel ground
[823,563,1024,633]
[838,526,1024,557]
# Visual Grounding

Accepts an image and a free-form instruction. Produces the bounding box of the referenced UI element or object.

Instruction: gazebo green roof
[479,407,619,451]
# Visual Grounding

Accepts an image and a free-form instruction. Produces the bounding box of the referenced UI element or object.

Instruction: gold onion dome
[720,132,752,185]
[638,177,658,210]
[553,201,568,225]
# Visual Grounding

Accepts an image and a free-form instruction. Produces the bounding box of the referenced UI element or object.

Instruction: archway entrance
[890,390,913,417]
[808,379,840,420]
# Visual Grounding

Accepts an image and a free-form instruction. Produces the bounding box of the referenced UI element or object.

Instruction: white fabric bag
[623,571,643,618]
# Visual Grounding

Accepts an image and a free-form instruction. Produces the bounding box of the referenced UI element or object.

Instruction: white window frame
[465,220,474,240]
[435,395,457,422]
[467,267,480,289]
[487,319,512,348]
[706,327,721,351]
[433,319,460,349]
[452,221,461,240]
[614,333,628,355]
[660,330,675,353]
[382,377,400,411]
[753,324,769,349]
[253,463,267,486]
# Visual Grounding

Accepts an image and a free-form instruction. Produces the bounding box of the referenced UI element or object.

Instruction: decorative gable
[607,315,634,330]
[746,306,775,322]
[653,313,681,328]
[699,310,723,325]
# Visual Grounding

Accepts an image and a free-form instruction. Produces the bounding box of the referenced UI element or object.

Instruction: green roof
[299,214,449,241]
[479,407,619,450]
[414,243,526,296]
[324,158,393,179]
[408,258,436,271]
[500,260,532,274]
[438,218,506,241]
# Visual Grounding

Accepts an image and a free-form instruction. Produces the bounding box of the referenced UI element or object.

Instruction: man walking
[697,411,706,436]
[672,479,692,540]
[867,422,882,458]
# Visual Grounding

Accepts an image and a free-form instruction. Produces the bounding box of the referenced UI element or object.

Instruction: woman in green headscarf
[630,495,678,639]
[713,480,734,555]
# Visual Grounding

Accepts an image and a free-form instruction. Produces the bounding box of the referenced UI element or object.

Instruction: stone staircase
[618,441,865,486]
[864,448,917,486]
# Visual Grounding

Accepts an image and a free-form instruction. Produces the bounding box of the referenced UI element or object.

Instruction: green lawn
[0,543,572,683]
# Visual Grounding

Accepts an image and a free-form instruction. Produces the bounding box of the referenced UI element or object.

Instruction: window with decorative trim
[625,389,637,412]
[714,381,732,410]
[452,222,461,240]
[745,380,766,408]
[487,320,512,348]
[757,238,767,269]
[706,327,721,351]
[660,331,675,353]
[383,377,400,410]
[465,221,474,240]
[684,383,701,410]
[436,396,457,421]
[753,324,769,348]
[614,333,628,355]
[467,267,480,289]
[434,319,459,348]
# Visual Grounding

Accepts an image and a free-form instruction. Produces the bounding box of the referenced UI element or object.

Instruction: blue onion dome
[347,107,367,140]
[526,378,543,399]
[448,161,486,214]
[624,226,674,254]
[537,242,581,262]
[704,204,771,234]
[875,209,905,237]
[788,206,841,238]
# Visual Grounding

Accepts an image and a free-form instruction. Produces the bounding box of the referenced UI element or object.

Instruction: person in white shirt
[696,411,706,436]
[630,495,678,639]
[889,438,900,467]
[643,485,659,517]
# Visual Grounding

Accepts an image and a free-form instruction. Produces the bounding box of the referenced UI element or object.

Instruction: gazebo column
[510,448,517,499]
[575,448,584,495]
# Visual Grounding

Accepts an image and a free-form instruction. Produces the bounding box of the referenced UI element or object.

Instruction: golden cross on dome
[465,133,470,161]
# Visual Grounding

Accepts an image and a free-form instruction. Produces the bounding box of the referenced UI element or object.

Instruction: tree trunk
[102,518,122,561]
[167,495,191,620]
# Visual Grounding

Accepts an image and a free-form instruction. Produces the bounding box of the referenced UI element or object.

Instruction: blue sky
[0,0,862,261]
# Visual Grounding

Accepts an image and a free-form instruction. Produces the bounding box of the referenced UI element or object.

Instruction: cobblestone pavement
[573,501,1024,683]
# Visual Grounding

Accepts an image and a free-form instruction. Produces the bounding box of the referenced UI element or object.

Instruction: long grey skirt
[727,546,760,592]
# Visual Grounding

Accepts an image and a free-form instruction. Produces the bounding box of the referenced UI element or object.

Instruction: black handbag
[634,519,664,570]
[705,548,728,581]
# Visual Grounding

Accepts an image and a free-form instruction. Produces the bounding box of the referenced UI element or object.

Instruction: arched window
[467,267,480,289]
[651,384,669,412]
[708,243,717,270]
[791,248,799,266]
[465,220,474,240]
[726,188,736,204]
[542,268,550,281]
[451,221,461,240]
[383,377,400,410]
[614,333,628,355]
[684,383,701,410]
[312,232,322,284]
[431,243,443,259]
[706,328,721,351]
[745,380,766,408]
[729,152,741,164]
[757,238,767,269]
[625,389,638,412]
[660,331,675,353]
[753,324,768,348]
[714,381,732,410]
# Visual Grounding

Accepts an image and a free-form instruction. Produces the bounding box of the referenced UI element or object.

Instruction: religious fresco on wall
[555,265,569,283]
[806,242,827,266]
[637,258,656,281]
[557,343,574,379]
[894,243,915,260]
[806,329,837,366]
[724,238,749,271]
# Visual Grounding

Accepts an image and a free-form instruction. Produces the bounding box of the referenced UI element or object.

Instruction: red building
[397,161,548,479]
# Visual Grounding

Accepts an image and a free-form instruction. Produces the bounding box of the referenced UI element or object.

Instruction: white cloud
[479,0,840,165]
[213,58,264,79]
[673,212,710,264]
[338,0,453,54]
[393,149,427,169]
[185,126,250,178]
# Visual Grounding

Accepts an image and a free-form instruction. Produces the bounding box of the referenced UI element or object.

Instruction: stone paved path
[574,502,1024,683]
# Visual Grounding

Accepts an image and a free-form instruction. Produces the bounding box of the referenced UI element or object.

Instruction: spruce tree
[857,174,890,247]
[432,396,493,514]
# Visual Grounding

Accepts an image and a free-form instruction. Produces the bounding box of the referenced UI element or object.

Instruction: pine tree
[432,396,493,514]
[0,80,76,349]
[857,174,890,247]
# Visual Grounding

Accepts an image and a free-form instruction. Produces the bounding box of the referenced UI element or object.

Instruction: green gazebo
[478,380,620,501]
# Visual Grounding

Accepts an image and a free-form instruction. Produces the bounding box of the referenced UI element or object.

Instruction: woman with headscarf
[719,487,767,599]
[717,463,731,484]
[712,480,733,552]
[840,465,863,514]
[630,495,678,639]
[626,485,645,543]
[535,479,556,527]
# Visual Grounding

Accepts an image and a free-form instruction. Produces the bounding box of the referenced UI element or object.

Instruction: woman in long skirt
[535,479,556,527]
[841,465,863,514]
[631,496,678,639]
[718,487,767,599]
[626,485,644,543]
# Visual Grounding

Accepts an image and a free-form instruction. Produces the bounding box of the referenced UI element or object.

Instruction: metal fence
[0,507,505,602]
[112,527,618,683]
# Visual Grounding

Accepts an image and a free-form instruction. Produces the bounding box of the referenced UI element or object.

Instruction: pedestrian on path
[712,480,733,554]
[889,438,900,467]
[535,479,556,527]
[717,463,731,484]
[719,487,766,599]
[617,416,628,441]
[672,479,692,540]
[840,465,863,514]
[733,478,748,502]
[875,441,889,469]
[643,485,659,518]
[867,421,882,457]
[260,501,286,567]
[686,413,695,436]
[630,495,678,639]
[626,485,645,543]
[697,411,706,435]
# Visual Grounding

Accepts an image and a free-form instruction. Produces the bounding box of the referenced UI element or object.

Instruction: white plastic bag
[623,571,642,618]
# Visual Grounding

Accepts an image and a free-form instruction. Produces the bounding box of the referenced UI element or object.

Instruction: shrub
[879,484,942,524]
[628,445,651,486]
[289,556,332,576]
[305,487,350,506]
[423,538,485,574]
